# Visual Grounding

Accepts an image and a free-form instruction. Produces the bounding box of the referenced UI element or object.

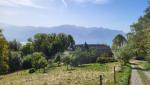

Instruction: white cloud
[60,0,111,7]
[0,0,43,8]
[69,0,110,4]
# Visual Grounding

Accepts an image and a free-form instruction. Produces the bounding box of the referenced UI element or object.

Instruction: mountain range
[0,23,125,45]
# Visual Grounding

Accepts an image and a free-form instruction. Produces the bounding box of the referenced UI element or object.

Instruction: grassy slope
[0,62,131,85]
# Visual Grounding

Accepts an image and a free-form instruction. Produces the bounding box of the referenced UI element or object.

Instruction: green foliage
[29,68,36,73]
[67,35,75,50]
[0,29,9,74]
[128,4,150,57]
[31,52,48,69]
[112,34,127,51]
[54,53,61,66]
[22,55,32,69]
[73,46,113,65]
[73,48,97,64]
[9,39,21,51]
[117,65,131,85]
[115,44,133,65]
[96,53,115,63]
[21,42,34,56]
[9,51,22,71]
[31,33,75,59]
[23,52,48,70]
[142,62,150,70]
[62,55,71,70]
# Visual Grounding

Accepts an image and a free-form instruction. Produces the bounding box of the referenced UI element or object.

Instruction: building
[75,44,112,52]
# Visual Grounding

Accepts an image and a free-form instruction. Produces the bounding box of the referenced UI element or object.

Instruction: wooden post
[114,66,116,83]
[99,75,102,85]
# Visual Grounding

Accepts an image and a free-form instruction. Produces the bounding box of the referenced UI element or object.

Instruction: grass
[138,70,149,85]
[0,62,131,85]
[137,61,150,85]
[115,65,131,85]
[141,62,150,70]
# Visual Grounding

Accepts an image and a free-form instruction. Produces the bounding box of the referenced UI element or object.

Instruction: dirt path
[130,65,143,85]
[143,71,150,79]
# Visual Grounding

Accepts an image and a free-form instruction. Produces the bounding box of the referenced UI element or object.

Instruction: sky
[0,0,148,32]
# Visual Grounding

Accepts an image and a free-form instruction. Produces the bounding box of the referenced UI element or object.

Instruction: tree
[9,39,21,51]
[30,33,75,59]
[9,51,22,71]
[21,42,34,56]
[112,34,127,51]
[127,2,150,58]
[0,29,9,74]
[67,35,75,50]
[115,44,133,65]
[84,42,89,51]
[22,55,32,69]
[31,52,48,69]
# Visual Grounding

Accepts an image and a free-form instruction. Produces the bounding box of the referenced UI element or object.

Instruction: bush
[96,57,115,63]
[22,55,32,69]
[70,57,79,67]
[117,65,131,85]
[9,51,22,71]
[29,68,35,73]
[31,52,48,69]
[96,53,115,64]
[54,53,61,66]
[23,52,48,70]
[115,45,133,65]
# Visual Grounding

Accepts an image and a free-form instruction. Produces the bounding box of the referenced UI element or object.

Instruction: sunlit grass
[0,62,126,85]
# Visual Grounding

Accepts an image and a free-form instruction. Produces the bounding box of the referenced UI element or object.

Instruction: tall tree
[112,34,127,51]
[84,42,89,51]
[0,29,9,74]
[129,2,150,56]
[67,35,75,50]
[9,39,21,51]
[30,33,75,59]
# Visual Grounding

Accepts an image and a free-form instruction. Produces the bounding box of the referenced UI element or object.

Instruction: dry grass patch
[0,62,119,85]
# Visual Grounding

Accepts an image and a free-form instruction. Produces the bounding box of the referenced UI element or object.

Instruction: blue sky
[0,0,148,32]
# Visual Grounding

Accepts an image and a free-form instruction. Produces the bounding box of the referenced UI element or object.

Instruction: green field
[0,62,130,85]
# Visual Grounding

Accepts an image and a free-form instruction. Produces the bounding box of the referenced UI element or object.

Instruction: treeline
[0,32,75,74]
[112,2,150,65]
[0,30,114,74]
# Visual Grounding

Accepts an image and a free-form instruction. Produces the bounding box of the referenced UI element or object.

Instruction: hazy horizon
[0,0,148,32]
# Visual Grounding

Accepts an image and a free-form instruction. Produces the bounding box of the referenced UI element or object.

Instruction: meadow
[0,62,131,85]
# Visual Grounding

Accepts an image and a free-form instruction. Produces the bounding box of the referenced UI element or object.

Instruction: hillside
[0,24,125,44]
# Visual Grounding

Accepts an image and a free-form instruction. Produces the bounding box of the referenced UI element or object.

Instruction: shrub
[22,55,32,69]
[23,52,48,70]
[54,53,61,66]
[115,45,133,65]
[29,68,35,73]
[9,51,22,71]
[96,57,115,64]
[70,57,79,67]
[31,52,48,69]
[96,53,115,64]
